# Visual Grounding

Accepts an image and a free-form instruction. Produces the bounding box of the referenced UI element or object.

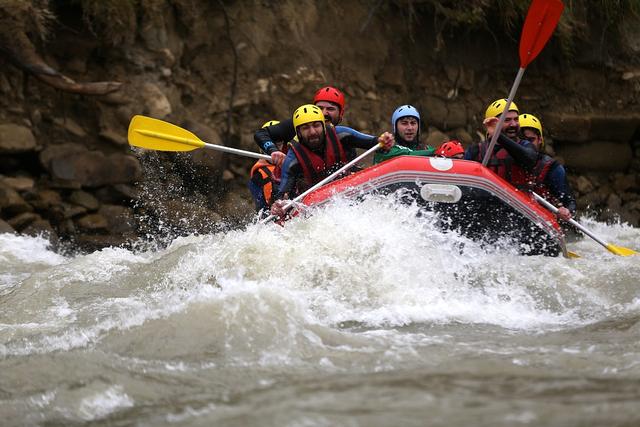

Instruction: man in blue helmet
[373,105,435,164]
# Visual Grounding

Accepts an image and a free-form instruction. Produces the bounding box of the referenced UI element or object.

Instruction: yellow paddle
[127,115,271,160]
[533,192,637,257]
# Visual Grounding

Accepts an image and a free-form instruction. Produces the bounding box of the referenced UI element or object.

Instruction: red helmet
[435,140,464,158]
[313,86,345,119]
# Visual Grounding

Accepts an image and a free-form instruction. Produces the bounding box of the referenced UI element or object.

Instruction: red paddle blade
[519,0,564,67]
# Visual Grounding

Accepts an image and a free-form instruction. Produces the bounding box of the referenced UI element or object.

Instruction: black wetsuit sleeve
[497,134,538,170]
[335,126,378,150]
[254,119,296,155]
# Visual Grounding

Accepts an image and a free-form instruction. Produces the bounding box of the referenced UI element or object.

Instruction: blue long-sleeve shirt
[543,161,577,214]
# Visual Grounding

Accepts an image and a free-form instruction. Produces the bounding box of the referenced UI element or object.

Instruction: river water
[1,196,639,426]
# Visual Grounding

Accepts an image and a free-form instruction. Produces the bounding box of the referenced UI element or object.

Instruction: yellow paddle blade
[127,115,205,152]
[606,244,638,257]
[567,251,580,259]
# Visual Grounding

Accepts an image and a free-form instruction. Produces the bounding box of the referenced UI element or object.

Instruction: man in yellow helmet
[464,98,538,188]
[270,104,394,218]
[254,86,351,167]
[253,86,375,209]
[519,113,576,221]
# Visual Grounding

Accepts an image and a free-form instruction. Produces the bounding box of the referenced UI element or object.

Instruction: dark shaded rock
[68,191,100,211]
[423,96,448,129]
[546,113,640,143]
[52,117,87,138]
[98,129,127,146]
[0,176,34,191]
[607,193,622,210]
[140,82,172,118]
[74,234,136,251]
[612,174,637,192]
[61,202,88,219]
[98,204,135,234]
[0,218,15,233]
[545,113,590,142]
[0,123,37,153]
[453,128,473,146]
[555,141,632,172]
[26,189,63,211]
[163,199,222,233]
[76,214,109,231]
[7,212,40,230]
[41,144,142,187]
[573,175,595,194]
[425,129,449,149]
[0,185,33,216]
[22,219,58,243]
[378,63,404,87]
[216,191,254,222]
[445,102,467,129]
[590,115,639,142]
[94,184,139,204]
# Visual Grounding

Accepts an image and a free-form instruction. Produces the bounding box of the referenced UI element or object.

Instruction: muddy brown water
[1,198,639,426]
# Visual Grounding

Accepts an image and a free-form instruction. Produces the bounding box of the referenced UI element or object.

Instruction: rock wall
[0,0,639,250]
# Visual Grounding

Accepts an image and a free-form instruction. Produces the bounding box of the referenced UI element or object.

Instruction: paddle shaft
[134,128,271,160]
[481,67,526,166]
[203,142,271,160]
[261,142,383,224]
[532,191,611,248]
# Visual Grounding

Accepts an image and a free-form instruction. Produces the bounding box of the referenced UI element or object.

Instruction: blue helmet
[391,105,420,134]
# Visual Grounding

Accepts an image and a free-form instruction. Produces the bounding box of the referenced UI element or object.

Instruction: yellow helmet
[519,113,544,149]
[292,104,325,130]
[484,98,519,119]
[262,120,280,128]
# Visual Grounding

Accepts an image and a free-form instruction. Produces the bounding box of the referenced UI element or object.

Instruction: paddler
[464,99,538,188]
[248,120,286,213]
[519,113,576,222]
[373,105,436,164]
[270,104,395,218]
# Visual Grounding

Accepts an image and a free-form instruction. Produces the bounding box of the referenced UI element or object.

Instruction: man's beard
[303,130,325,150]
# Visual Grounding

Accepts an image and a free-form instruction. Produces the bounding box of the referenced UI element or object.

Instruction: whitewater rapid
[1,196,639,425]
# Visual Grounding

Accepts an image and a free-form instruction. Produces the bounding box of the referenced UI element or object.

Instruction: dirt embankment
[0,0,639,251]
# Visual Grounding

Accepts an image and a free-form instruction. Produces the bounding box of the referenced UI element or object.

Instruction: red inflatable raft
[301,156,568,257]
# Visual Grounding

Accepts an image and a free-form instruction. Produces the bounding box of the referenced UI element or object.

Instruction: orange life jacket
[250,160,281,206]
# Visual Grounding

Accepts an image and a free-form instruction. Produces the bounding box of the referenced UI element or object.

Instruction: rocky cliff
[1,0,639,251]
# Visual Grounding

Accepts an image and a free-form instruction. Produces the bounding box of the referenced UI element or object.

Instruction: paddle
[127,115,271,160]
[261,142,384,224]
[481,0,564,166]
[533,192,638,256]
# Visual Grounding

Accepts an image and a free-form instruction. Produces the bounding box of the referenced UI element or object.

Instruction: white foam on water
[76,385,134,421]
[0,233,66,290]
[1,194,638,360]
[0,233,65,266]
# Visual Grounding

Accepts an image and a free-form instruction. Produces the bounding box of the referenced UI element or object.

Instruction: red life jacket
[250,159,281,205]
[289,125,347,187]
[528,154,560,205]
[476,141,531,188]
